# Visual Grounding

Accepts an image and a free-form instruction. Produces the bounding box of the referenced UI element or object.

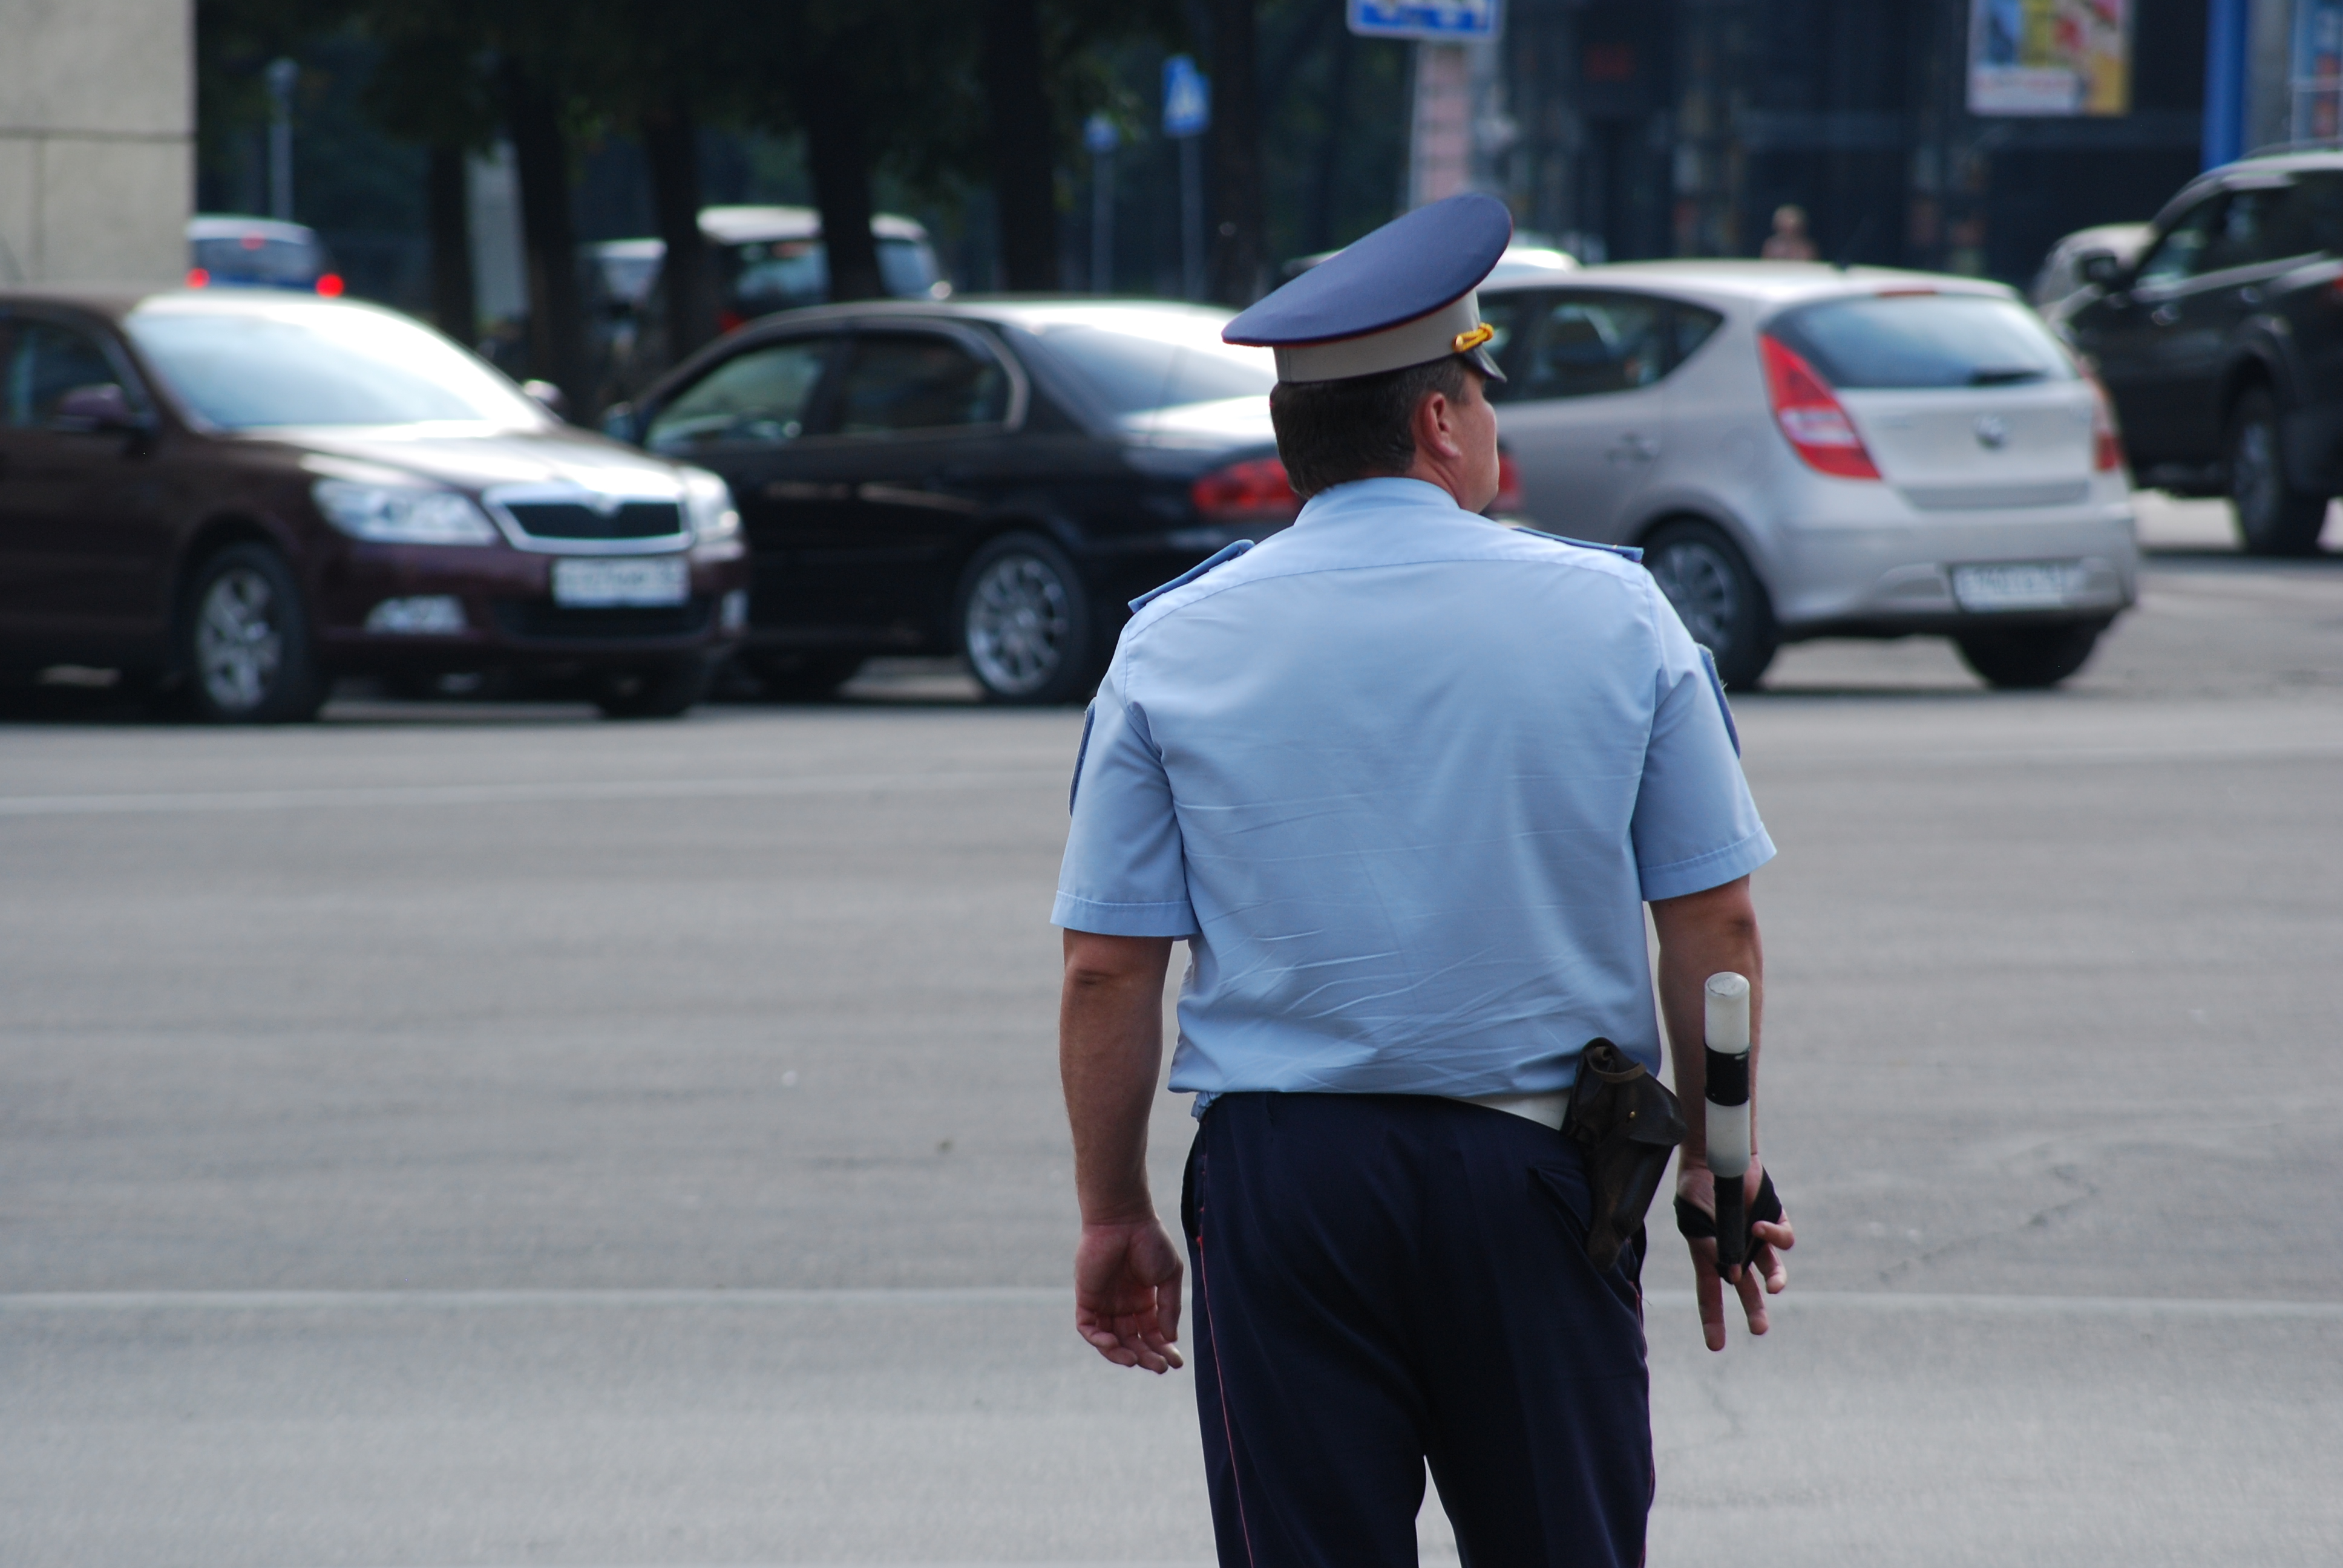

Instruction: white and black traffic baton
[1703,972,1753,1277]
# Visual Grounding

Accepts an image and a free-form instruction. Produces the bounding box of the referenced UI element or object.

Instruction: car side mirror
[2079,252,2126,290]
[52,382,147,434]
[522,379,570,421]
[599,401,638,443]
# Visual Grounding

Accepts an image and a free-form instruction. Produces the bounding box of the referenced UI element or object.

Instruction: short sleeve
[1630,586,1776,901]
[1052,664,1199,936]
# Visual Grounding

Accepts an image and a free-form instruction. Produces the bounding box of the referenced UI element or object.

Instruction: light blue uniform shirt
[1052,477,1774,1108]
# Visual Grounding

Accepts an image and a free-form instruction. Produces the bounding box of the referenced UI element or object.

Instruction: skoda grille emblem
[1974,414,2010,450]
[588,492,624,517]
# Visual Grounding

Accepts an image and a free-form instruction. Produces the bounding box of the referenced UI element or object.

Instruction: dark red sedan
[0,289,750,720]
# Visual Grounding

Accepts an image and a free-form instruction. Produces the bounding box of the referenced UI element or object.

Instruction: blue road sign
[1083,113,1120,155]
[1163,55,1211,139]
[1347,0,1503,43]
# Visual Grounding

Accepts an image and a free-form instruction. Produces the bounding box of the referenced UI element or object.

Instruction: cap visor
[1467,345,1506,382]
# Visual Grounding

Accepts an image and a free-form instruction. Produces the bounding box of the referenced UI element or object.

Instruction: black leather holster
[1559,1039,1689,1272]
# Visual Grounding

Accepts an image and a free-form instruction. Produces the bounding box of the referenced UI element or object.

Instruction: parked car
[1475,261,2138,689]
[2030,222,2152,312]
[588,208,951,410]
[1286,241,1580,285]
[0,289,748,721]
[186,215,341,296]
[2054,152,2343,555]
[605,297,1292,703]
[701,206,949,331]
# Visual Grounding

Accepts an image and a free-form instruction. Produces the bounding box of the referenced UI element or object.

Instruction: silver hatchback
[1479,262,2138,688]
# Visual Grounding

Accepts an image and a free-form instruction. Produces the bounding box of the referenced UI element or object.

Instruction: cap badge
[1451,322,1495,356]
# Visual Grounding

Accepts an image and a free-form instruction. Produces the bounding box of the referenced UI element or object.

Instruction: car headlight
[312,479,499,545]
[680,467,740,544]
[681,467,742,560]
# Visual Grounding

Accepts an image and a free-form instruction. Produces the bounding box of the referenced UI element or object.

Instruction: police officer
[1054,192,1792,1567]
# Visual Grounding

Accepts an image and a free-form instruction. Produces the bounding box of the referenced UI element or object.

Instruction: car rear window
[730,237,939,313]
[1768,294,2073,389]
[191,234,323,285]
[1035,320,1276,414]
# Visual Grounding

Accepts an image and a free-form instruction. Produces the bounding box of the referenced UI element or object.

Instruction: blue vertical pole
[2204,0,2252,168]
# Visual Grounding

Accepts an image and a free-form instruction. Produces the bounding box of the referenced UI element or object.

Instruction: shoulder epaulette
[1129,539,1254,612]
[1509,527,1643,564]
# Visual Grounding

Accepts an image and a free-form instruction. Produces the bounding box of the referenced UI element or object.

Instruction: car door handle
[2149,304,2180,327]
[1607,434,1660,462]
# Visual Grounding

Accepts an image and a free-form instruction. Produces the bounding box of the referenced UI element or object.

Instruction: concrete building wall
[0,0,192,287]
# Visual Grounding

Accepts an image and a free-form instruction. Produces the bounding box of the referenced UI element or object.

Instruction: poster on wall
[1968,0,2132,116]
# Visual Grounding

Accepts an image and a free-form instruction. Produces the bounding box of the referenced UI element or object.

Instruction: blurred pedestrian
[1053,191,1792,1567]
[1762,203,1820,260]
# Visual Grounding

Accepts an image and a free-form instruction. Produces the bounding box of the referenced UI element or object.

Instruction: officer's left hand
[1074,1217,1185,1373]
[1676,1160,1794,1353]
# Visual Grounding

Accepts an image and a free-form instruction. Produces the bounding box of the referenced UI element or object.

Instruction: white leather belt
[1457,1089,1571,1130]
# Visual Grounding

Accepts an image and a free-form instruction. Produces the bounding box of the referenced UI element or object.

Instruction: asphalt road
[2,509,2339,1566]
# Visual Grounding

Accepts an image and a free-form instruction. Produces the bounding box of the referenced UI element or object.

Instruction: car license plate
[551,556,689,607]
[1951,561,2083,613]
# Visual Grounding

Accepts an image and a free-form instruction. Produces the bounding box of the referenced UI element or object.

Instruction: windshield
[126,299,546,429]
[1769,294,2074,389]
[1029,312,1276,414]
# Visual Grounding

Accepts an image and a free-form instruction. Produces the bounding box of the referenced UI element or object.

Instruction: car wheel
[175,544,329,724]
[2228,386,2328,557]
[957,532,1095,705]
[1640,520,1778,690]
[1955,621,2104,690]
[594,655,712,719]
[742,650,865,702]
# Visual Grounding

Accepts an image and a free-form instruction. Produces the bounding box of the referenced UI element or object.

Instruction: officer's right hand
[1676,1159,1794,1353]
[1074,1217,1185,1373]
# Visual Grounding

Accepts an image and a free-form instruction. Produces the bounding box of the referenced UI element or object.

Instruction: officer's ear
[1412,385,1464,459]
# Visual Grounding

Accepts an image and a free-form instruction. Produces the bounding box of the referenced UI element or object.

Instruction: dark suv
[2057,152,2343,555]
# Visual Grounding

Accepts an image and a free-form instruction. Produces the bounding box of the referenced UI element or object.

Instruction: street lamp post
[1164,54,1210,301]
[1084,114,1119,295]
[265,57,298,221]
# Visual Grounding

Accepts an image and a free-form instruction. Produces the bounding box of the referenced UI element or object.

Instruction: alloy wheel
[965,553,1073,697]
[1646,538,1739,652]
[2233,414,2279,529]
[195,567,284,713]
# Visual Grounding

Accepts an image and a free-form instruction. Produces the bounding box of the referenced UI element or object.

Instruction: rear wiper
[1968,366,2048,385]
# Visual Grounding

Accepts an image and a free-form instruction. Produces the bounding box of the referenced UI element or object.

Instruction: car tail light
[185,267,210,288]
[717,309,746,334]
[1759,334,1881,480]
[315,273,345,297]
[2085,375,2124,473]
[1493,449,1523,514]
[1191,456,1300,524]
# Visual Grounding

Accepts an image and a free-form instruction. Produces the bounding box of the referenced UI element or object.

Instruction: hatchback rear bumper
[1766,498,2138,636]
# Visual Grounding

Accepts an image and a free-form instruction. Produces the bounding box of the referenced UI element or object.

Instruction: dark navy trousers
[1182,1093,1653,1568]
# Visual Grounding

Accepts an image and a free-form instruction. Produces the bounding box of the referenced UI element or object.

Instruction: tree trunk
[641,96,716,360]
[1206,0,1265,305]
[426,145,477,348]
[1306,22,1353,254]
[501,55,586,411]
[795,51,883,303]
[983,0,1057,291]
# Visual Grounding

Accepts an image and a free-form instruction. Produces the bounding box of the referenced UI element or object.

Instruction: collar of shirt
[1291,475,1470,531]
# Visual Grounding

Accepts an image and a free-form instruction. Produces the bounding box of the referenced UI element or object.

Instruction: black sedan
[605,298,1298,702]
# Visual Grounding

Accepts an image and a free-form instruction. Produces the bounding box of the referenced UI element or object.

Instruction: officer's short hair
[1269,355,1475,498]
